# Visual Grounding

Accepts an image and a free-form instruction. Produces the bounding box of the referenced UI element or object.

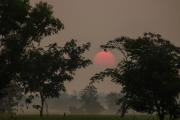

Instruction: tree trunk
[120,99,128,118]
[159,114,164,120]
[120,111,125,118]
[40,92,44,117]
[157,108,165,120]
[120,106,127,118]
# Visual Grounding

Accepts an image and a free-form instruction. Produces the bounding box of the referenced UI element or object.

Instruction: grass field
[0,115,174,120]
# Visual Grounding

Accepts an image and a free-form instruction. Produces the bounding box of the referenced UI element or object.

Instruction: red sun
[93,51,116,68]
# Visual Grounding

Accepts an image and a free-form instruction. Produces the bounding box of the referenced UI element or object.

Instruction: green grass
[0,114,177,120]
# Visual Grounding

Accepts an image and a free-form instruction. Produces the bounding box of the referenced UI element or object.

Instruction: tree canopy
[106,92,122,112]
[22,40,92,117]
[90,33,180,120]
[0,0,93,117]
[79,85,104,114]
[0,0,64,98]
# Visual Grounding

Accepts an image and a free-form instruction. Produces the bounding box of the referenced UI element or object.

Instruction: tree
[79,85,104,114]
[98,92,107,107]
[90,32,180,120]
[0,81,23,116]
[68,95,81,107]
[105,92,129,117]
[116,97,129,118]
[0,0,64,98]
[106,92,122,112]
[20,40,92,117]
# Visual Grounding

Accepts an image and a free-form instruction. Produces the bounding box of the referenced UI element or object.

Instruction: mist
[16,90,125,115]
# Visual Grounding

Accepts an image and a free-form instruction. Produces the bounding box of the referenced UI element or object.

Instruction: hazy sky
[30,0,180,94]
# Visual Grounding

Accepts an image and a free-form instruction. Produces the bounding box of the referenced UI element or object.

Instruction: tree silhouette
[0,0,91,117]
[79,85,104,114]
[21,40,92,117]
[0,0,63,99]
[116,97,129,118]
[91,32,180,120]
[106,92,122,112]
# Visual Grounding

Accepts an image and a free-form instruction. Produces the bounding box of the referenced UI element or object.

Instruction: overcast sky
[30,0,180,94]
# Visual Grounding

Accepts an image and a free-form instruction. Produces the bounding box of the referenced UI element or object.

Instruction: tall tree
[0,0,64,98]
[90,33,180,120]
[21,40,92,117]
[79,85,104,114]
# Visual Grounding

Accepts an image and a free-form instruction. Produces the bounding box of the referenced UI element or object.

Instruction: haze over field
[17,91,124,115]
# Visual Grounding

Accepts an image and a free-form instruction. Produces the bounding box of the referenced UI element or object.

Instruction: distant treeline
[26,90,123,114]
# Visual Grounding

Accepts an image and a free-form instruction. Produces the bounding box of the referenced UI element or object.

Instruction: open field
[0,115,175,120]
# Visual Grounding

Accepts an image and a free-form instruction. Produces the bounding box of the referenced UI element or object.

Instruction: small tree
[69,95,81,107]
[90,33,180,120]
[79,85,104,114]
[106,92,122,112]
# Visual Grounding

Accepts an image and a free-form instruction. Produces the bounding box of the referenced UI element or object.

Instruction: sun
[93,51,116,68]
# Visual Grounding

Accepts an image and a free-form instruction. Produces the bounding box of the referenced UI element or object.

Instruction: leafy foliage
[0,0,64,98]
[106,92,122,112]
[21,40,92,117]
[105,92,129,118]
[79,85,104,114]
[90,32,180,120]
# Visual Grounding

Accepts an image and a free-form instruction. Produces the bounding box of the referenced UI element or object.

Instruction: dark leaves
[90,33,180,119]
